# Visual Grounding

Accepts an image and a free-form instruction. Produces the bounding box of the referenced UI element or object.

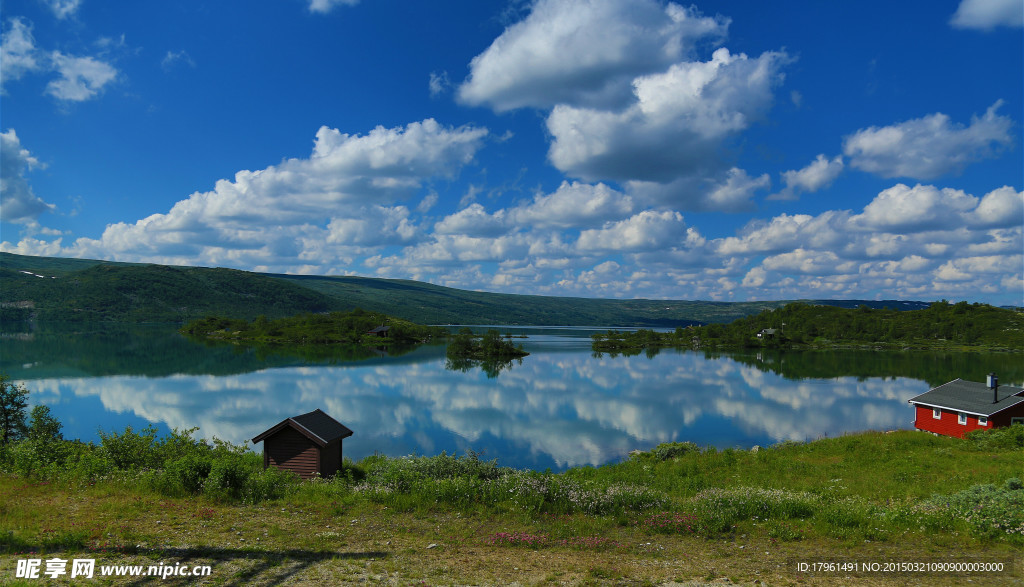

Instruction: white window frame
[1012,417,1024,426]
[958,412,967,425]
[932,408,942,420]
[978,416,988,427]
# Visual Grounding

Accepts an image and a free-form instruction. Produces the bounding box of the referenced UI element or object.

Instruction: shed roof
[252,409,354,447]
[368,325,391,334]
[908,379,1024,417]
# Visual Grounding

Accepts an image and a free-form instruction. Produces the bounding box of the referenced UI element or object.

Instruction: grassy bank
[2,424,1023,585]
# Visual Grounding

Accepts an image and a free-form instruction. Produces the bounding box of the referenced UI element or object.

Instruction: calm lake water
[3,323,1022,471]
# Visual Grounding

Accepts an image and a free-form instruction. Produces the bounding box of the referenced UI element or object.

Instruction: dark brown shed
[251,409,354,479]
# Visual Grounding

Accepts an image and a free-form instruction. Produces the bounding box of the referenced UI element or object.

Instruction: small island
[445,328,529,360]
[445,328,529,377]
[180,309,446,347]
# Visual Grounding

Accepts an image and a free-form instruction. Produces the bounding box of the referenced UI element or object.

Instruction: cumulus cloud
[62,119,488,270]
[850,184,980,232]
[547,47,788,184]
[458,0,729,112]
[458,0,788,213]
[732,184,1022,302]
[773,154,844,200]
[1,129,55,223]
[971,185,1024,227]
[628,167,770,212]
[509,181,635,228]
[950,0,1023,30]
[308,0,360,14]
[330,177,1021,304]
[576,210,685,252]
[434,203,508,237]
[1,18,41,92]
[843,102,1013,179]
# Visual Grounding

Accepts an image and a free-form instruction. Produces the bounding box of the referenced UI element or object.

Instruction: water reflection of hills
[1,323,446,379]
[704,349,1024,389]
[6,324,1024,471]
[23,351,936,471]
[6,324,1020,385]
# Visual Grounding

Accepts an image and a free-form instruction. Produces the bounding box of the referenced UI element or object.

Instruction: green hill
[2,252,930,326]
[1,256,335,323]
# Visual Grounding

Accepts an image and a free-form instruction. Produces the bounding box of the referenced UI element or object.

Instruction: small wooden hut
[251,409,353,479]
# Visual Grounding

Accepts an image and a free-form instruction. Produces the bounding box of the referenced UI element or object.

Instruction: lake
[3,323,1021,471]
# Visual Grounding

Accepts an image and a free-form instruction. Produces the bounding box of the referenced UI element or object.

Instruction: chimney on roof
[988,372,999,403]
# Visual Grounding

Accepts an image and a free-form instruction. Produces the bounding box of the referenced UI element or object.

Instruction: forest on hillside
[593,301,1024,353]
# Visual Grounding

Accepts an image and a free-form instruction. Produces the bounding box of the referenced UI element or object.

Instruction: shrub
[637,442,701,461]
[965,423,1024,450]
[159,454,214,496]
[925,479,1024,540]
[204,455,255,501]
[98,425,161,470]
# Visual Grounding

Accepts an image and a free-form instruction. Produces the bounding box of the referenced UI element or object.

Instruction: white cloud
[46,51,118,101]
[627,167,769,212]
[0,129,55,222]
[62,119,488,270]
[774,154,844,200]
[326,206,418,246]
[509,181,634,228]
[1,18,41,92]
[547,48,788,185]
[850,183,979,232]
[308,0,360,14]
[458,0,729,112]
[971,186,1024,227]
[717,213,820,255]
[576,210,685,252]
[434,203,507,237]
[44,0,82,20]
[950,0,1023,30]
[762,249,845,275]
[843,102,1013,179]
[728,183,1022,302]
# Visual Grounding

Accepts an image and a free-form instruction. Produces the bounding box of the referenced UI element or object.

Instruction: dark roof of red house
[908,379,1024,417]
[251,409,353,447]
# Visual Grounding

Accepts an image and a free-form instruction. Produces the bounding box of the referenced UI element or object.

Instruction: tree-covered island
[180,309,447,347]
[444,328,530,377]
[593,301,1024,354]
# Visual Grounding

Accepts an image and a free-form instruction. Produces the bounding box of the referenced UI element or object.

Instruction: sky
[1,0,1022,306]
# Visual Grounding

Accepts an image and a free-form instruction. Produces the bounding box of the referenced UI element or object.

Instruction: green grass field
[2,424,1022,585]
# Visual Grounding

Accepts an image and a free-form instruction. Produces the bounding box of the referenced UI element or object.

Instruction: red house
[908,374,1024,439]
[251,409,353,479]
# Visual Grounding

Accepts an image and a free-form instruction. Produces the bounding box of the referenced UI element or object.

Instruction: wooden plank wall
[266,427,320,479]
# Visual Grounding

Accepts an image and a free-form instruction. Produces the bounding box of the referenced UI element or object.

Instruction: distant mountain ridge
[1,252,930,326]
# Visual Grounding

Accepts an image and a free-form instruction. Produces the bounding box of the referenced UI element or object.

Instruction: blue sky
[2,0,1022,305]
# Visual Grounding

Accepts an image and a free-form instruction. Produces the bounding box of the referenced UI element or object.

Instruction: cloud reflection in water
[23,344,930,470]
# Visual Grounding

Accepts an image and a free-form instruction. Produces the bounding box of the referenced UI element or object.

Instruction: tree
[0,373,30,445]
[28,405,62,443]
